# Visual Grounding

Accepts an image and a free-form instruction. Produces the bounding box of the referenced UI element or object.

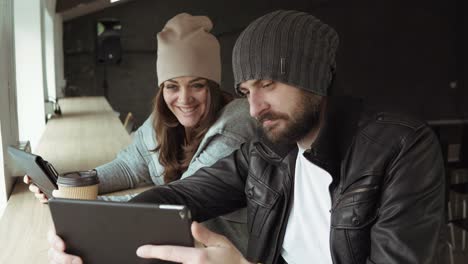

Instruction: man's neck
[297,126,320,150]
[297,99,327,150]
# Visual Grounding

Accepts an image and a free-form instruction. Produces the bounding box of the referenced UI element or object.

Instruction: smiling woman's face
[162,76,210,129]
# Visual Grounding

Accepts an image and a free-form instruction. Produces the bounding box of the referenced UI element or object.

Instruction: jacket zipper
[271,151,297,264]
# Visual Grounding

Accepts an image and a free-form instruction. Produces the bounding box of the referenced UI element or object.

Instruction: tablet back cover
[49,198,193,264]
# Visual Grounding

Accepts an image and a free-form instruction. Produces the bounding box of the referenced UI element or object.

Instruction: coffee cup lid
[57,170,99,187]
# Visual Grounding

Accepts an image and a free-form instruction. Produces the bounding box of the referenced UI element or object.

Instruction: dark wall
[63,0,466,127]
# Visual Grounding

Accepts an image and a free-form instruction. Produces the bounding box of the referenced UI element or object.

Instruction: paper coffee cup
[54,170,99,200]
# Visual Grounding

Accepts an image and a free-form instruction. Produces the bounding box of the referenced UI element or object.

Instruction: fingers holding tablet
[47,229,83,264]
[25,175,48,204]
[23,175,31,184]
[34,192,48,204]
[47,228,64,252]
[191,221,230,247]
[136,222,251,264]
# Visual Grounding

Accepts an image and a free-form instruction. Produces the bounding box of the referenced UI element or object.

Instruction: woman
[26,13,255,256]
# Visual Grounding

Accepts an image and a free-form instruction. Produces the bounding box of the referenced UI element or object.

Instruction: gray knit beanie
[232,10,339,96]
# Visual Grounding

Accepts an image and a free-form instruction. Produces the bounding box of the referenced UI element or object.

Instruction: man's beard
[257,93,322,144]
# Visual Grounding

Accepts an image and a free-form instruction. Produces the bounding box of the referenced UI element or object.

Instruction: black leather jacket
[131,97,445,264]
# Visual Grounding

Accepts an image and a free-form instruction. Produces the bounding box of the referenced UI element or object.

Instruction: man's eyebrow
[253,79,263,85]
[238,80,263,91]
[165,79,178,84]
[189,77,206,83]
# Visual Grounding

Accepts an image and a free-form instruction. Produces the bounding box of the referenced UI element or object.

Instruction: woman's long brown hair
[152,79,232,183]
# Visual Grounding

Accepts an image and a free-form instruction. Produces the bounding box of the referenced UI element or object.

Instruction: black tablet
[7,146,58,198]
[49,198,194,264]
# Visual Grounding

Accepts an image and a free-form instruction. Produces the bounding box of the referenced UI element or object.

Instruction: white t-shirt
[281,145,333,264]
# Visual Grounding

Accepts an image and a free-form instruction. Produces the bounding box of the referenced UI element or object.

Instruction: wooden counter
[36,96,132,172]
[0,97,133,263]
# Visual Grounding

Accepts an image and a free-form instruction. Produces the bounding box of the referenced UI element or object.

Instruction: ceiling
[56,0,134,21]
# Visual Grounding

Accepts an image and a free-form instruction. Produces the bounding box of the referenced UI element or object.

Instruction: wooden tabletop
[36,96,132,172]
[0,97,133,264]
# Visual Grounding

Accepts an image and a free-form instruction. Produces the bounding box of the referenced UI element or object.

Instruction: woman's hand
[23,175,48,203]
[47,229,83,264]
[137,221,252,264]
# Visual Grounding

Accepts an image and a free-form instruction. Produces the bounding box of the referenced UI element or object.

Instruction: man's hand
[136,221,252,264]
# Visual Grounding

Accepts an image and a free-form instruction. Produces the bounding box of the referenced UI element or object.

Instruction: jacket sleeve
[368,125,445,263]
[95,118,155,194]
[130,143,251,222]
[182,133,250,178]
[182,98,257,179]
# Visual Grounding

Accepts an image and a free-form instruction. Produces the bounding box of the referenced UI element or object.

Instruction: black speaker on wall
[96,18,122,64]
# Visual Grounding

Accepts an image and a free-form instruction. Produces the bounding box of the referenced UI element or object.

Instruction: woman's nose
[177,87,193,104]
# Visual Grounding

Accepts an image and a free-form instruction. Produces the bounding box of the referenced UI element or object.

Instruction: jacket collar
[254,96,363,177]
[305,97,363,177]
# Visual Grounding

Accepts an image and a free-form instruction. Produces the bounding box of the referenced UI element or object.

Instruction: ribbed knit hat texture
[232,10,339,96]
[157,13,221,86]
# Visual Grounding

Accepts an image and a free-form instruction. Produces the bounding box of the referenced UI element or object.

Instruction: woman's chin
[179,120,199,129]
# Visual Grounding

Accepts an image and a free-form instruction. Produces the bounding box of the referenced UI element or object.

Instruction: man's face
[238,80,323,144]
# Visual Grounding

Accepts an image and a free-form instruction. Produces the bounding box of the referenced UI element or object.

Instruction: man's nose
[248,91,267,119]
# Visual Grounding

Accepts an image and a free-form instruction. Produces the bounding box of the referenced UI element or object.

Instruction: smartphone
[7,146,58,198]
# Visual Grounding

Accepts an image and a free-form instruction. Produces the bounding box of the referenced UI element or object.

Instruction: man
[48,10,445,264]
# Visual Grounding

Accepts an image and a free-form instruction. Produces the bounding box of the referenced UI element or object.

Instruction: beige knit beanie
[156,13,221,86]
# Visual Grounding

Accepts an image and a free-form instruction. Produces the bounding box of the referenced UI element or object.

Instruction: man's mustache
[256,111,289,124]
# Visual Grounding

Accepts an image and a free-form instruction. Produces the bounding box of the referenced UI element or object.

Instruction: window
[0,0,16,215]
[14,0,46,151]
